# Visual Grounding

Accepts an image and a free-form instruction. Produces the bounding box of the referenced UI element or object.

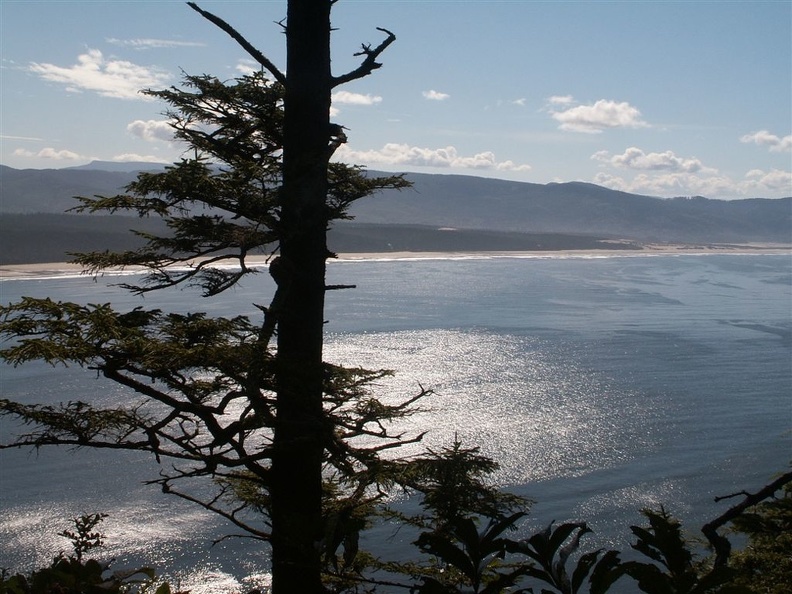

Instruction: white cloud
[511,98,527,107]
[740,130,792,153]
[331,91,382,106]
[742,168,792,193]
[335,143,531,172]
[594,171,737,197]
[106,38,205,50]
[235,59,259,76]
[494,159,532,172]
[422,90,450,101]
[547,95,574,105]
[593,167,791,198]
[13,147,84,160]
[548,97,649,133]
[1,134,44,141]
[592,147,716,174]
[29,49,170,100]
[127,119,174,143]
[590,145,790,197]
[112,153,169,164]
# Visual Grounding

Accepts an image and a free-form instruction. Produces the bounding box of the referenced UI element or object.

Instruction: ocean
[1,253,790,593]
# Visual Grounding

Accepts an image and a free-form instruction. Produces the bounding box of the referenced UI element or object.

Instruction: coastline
[1,243,790,280]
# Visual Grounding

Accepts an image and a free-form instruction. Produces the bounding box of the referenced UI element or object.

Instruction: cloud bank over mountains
[589,144,791,197]
[591,147,715,174]
[5,31,790,199]
[335,143,531,172]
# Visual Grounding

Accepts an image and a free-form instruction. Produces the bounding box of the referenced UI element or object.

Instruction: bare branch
[187,2,286,86]
[158,479,272,540]
[332,27,396,88]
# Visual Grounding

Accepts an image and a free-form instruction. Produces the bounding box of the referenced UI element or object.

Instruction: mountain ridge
[1,164,790,253]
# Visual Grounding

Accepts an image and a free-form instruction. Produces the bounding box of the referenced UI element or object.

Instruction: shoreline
[1,243,790,280]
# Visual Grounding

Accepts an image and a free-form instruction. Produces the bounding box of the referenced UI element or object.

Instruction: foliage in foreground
[3,469,789,594]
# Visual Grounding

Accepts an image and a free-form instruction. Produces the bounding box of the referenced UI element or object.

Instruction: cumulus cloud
[14,147,84,160]
[335,143,531,172]
[592,147,716,174]
[422,90,450,101]
[106,38,205,50]
[590,142,790,197]
[548,97,649,133]
[511,98,527,107]
[742,168,792,192]
[594,171,737,197]
[127,119,174,143]
[740,130,792,153]
[29,49,170,100]
[331,91,382,106]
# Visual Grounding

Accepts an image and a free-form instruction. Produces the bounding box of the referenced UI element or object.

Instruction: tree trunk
[271,1,332,592]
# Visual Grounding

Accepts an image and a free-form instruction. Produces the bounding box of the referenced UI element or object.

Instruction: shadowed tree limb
[702,469,792,568]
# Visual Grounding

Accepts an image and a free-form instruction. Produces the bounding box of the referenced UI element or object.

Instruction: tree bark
[271,1,333,592]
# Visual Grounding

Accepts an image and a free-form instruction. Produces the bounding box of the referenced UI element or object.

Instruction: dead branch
[187,2,286,86]
[701,469,792,567]
[332,27,396,87]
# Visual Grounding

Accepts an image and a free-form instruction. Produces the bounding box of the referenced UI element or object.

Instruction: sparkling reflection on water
[1,254,789,591]
[324,329,661,484]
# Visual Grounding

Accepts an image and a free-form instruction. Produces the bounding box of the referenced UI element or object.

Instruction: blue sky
[2,0,790,199]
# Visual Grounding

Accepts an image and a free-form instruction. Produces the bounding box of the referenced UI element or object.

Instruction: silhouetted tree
[0,2,414,592]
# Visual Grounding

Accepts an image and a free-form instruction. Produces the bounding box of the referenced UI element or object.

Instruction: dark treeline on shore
[0,213,640,265]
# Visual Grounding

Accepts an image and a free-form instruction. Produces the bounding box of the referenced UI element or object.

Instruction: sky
[1,0,791,199]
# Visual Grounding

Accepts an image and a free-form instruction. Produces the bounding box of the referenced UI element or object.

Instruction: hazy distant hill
[64,160,168,173]
[352,172,792,244]
[1,163,790,263]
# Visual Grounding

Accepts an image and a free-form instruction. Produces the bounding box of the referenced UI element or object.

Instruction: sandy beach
[1,243,789,281]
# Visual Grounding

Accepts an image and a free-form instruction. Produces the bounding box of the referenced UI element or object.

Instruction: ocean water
[1,253,790,592]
